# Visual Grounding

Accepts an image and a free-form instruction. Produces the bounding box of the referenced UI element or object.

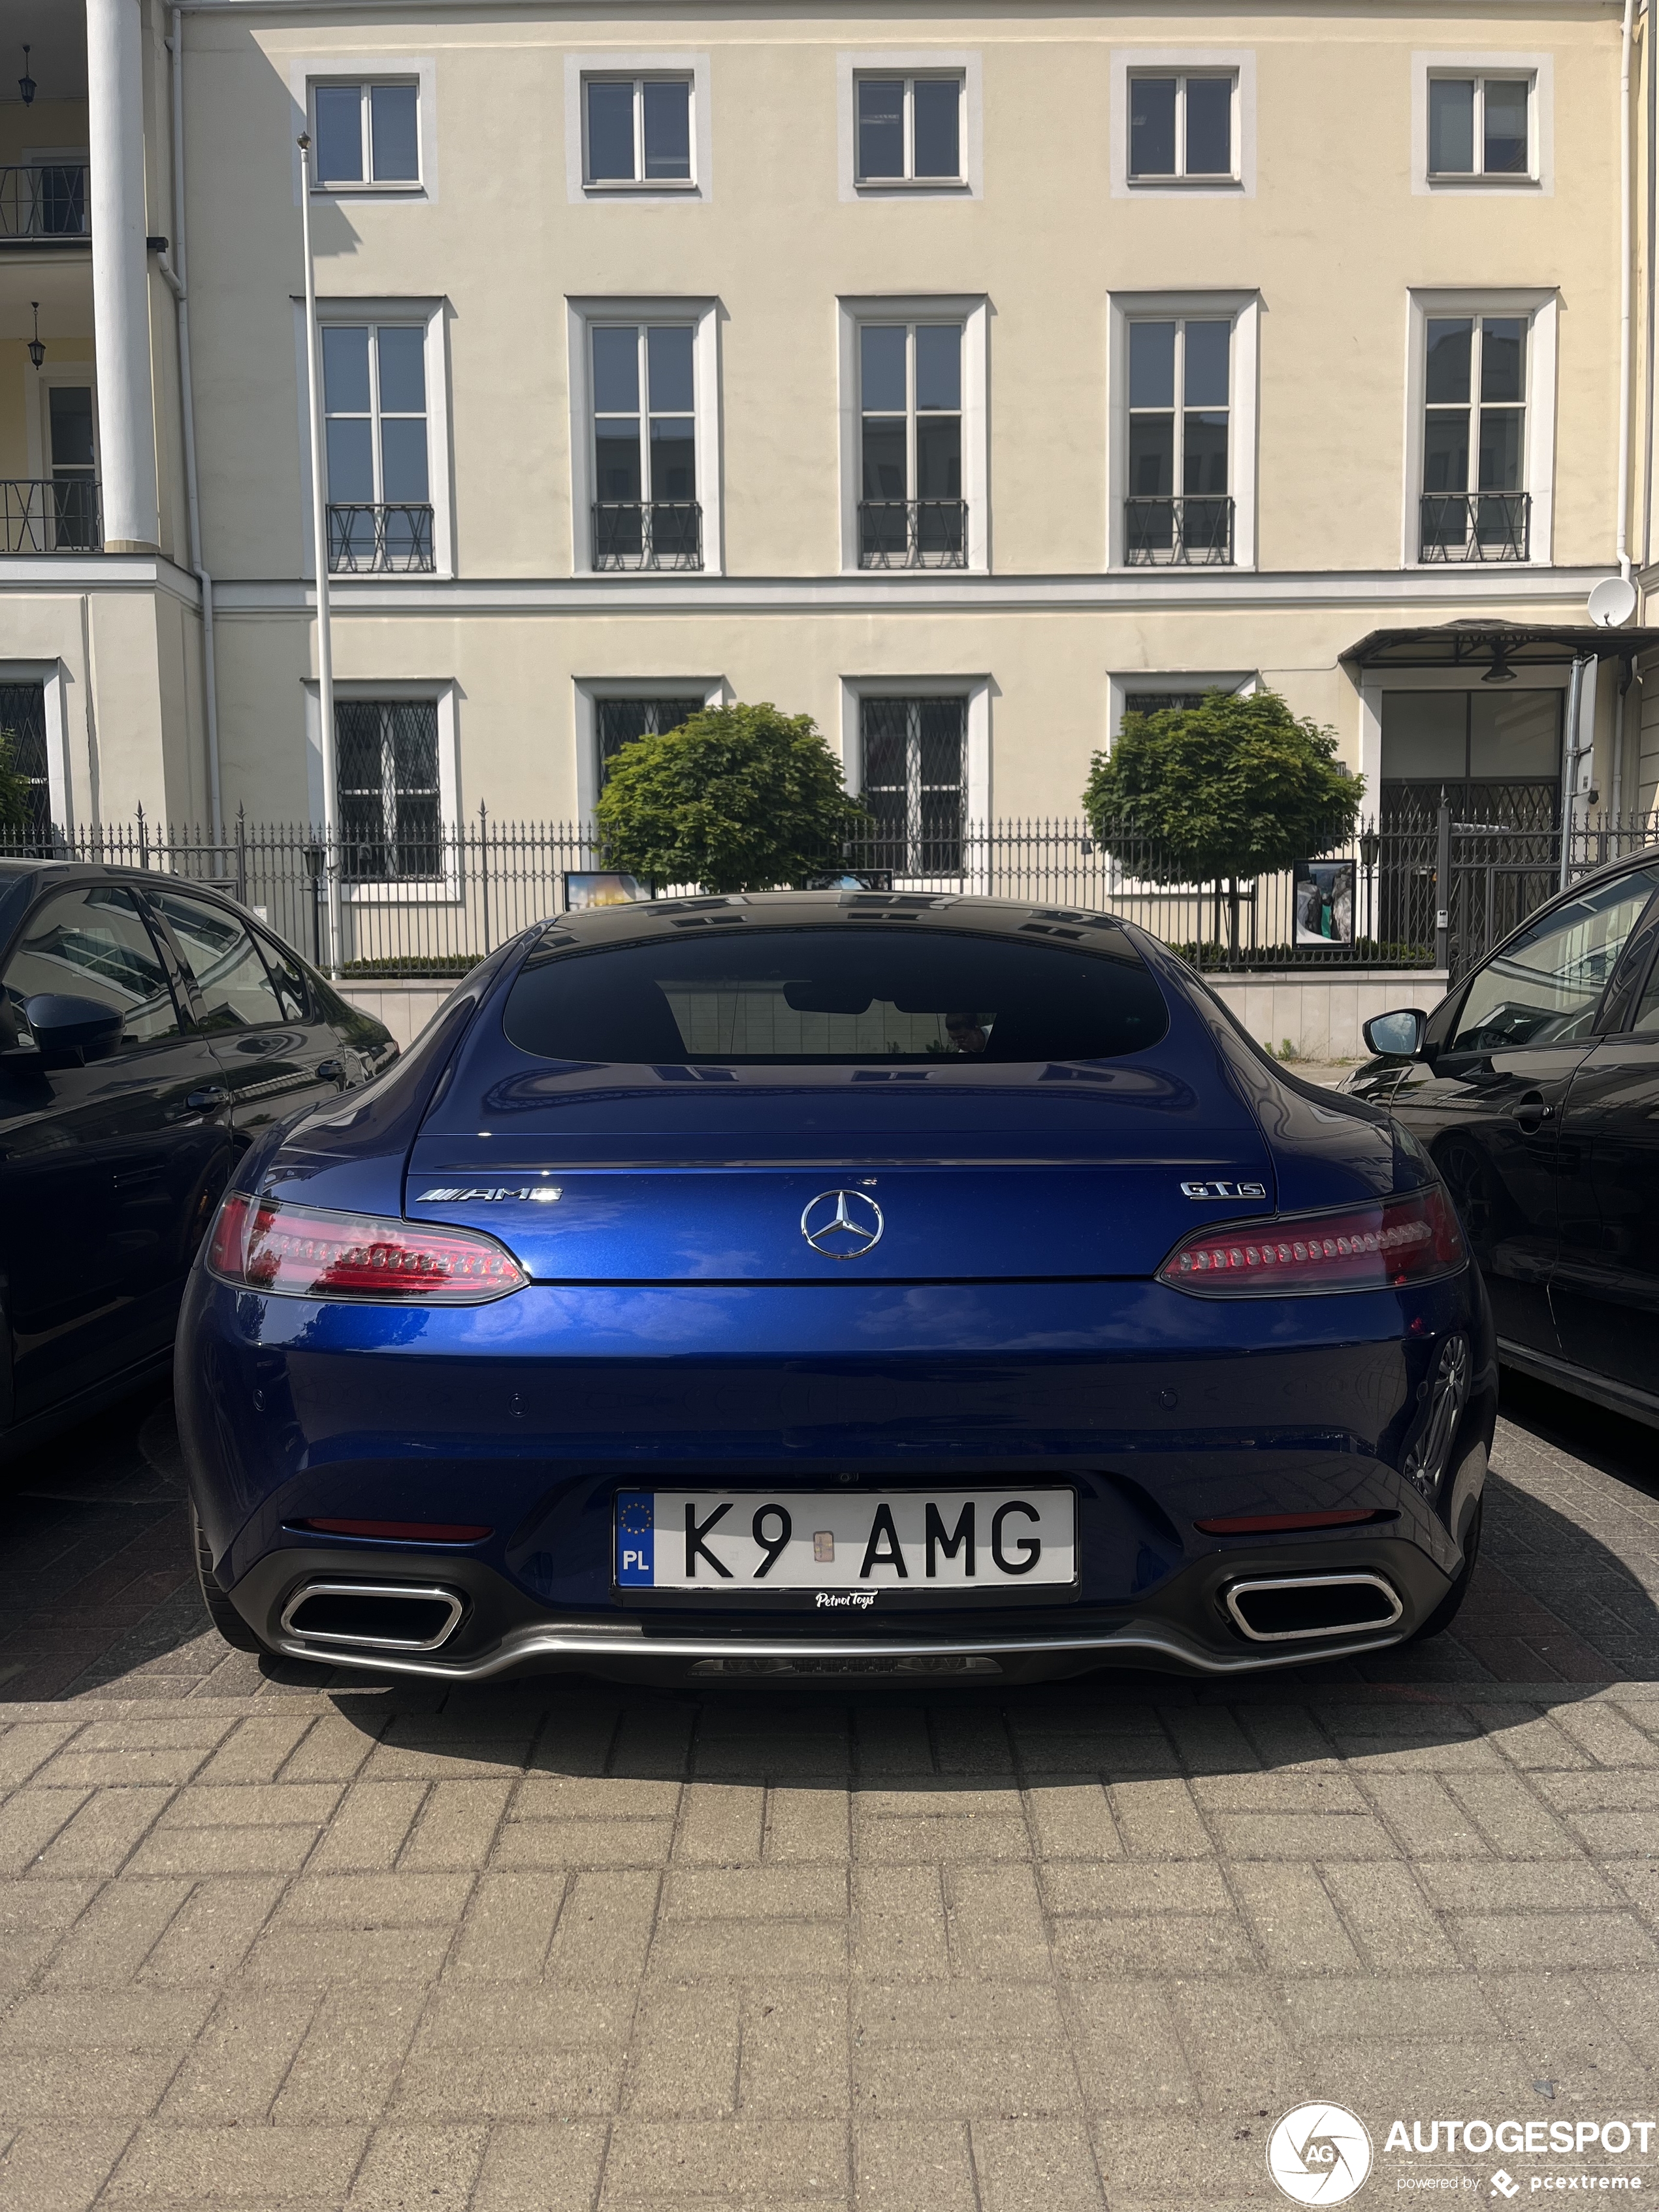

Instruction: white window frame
[1413,52,1553,194]
[24,358,98,479]
[0,659,72,831]
[564,52,712,202]
[837,295,988,574]
[1402,289,1558,569]
[1106,291,1260,571]
[1112,49,1255,198]
[291,297,453,583]
[1107,671,1258,744]
[302,679,461,902]
[839,677,991,853]
[837,53,982,200]
[287,57,438,204]
[566,297,722,577]
[573,677,727,821]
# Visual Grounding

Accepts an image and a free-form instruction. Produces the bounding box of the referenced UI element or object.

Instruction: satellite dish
[1588,576,1638,628]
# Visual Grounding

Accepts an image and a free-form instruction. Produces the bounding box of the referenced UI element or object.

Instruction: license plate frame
[613,1486,1080,1609]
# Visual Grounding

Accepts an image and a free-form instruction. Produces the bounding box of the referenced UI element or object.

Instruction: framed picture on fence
[1293,859,1355,946]
[564,872,653,911]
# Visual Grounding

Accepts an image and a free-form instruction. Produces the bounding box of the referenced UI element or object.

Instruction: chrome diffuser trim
[270,1614,1407,1681]
[1223,1572,1404,1644]
[278,1580,466,1653]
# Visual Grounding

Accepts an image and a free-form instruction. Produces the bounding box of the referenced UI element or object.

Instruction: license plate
[615,1488,1076,1604]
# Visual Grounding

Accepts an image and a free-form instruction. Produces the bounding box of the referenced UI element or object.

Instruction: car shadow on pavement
[3,1373,1657,1749]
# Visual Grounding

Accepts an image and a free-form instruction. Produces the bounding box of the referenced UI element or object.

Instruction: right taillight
[1156,1185,1467,1298]
[206,1191,526,1304]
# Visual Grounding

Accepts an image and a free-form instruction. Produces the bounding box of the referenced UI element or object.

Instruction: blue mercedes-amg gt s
[176,891,1493,1684]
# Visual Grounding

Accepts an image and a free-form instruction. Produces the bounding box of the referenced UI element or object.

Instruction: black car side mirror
[1362,1008,1427,1059]
[22,992,125,1066]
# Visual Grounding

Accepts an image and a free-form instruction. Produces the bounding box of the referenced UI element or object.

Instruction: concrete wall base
[338,969,1449,1066]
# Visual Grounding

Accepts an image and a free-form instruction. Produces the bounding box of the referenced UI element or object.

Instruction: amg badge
[1180,1179,1268,1200]
[418,1185,562,1204]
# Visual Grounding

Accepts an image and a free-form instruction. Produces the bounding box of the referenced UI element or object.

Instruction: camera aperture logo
[1269,2104,1375,2205]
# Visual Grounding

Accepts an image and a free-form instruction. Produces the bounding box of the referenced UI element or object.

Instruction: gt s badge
[1180,1179,1267,1200]
[419,1186,562,1204]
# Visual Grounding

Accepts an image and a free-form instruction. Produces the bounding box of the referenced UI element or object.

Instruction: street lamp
[26,302,43,371]
[18,44,35,106]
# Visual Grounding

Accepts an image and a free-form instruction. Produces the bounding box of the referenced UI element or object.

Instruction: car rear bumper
[177,1268,1492,1679]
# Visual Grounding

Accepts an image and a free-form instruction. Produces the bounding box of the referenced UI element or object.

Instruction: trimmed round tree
[1082,688,1363,953]
[594,702,867,894]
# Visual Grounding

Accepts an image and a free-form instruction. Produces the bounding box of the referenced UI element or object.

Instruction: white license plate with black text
[615,1488,1076,1603]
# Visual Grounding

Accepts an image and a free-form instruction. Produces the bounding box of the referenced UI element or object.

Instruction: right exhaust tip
[1225,1573,1404,1643]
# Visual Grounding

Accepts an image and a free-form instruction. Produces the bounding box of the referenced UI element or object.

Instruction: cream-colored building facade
[3,0,1658,855]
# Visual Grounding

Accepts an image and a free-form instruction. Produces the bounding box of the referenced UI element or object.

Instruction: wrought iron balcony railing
[1419,492,1531,564]
[327,503,436,574]
[0,164,89,240]
[1,478,101,552]
[858,500,969,570]
[592,501,703,571]
[1124,495,1234,566]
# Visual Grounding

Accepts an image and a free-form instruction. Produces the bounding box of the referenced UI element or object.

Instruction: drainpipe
[161,8,220,835]
[1619,0,1637,583]
[298,133,342,980]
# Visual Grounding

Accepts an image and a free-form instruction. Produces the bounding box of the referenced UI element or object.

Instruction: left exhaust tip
[280,1581,466,1652]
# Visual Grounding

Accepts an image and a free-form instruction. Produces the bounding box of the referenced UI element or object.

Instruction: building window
[1128,72,1236,181]
[859,697,966,873]
[1421,315,1528,562]
[336,699,442,880]
[312,81,419,185]
[1428,76,1530,178]
[584,76,692,185]
[1125,317,1232,565]
[0,681,49,842]
[855,74,963,183]
[322,324,433,573]
[46,385,98,551]
[590,324,700,570]
[597,696,707,788]
[859,322,965,569]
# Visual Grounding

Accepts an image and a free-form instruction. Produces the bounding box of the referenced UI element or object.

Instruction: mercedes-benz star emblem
[801,1189,884,1260]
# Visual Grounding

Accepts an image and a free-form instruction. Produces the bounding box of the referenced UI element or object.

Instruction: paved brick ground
[1,1375,1657,2208]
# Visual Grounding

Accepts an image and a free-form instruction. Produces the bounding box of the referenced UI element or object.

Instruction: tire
[1408,1498,1483,1643]
[191,1502,270,1654]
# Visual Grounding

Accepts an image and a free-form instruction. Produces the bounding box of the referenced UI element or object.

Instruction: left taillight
[206,1191,526,1304]
[1155,1185,1467,1298]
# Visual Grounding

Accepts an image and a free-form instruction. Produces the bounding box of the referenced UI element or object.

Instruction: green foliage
[1082,688,1364,887]
[594,702,867,893]
[0,728,30,835]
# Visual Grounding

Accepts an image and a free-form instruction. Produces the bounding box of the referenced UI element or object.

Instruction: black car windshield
[502,925,1168,1065]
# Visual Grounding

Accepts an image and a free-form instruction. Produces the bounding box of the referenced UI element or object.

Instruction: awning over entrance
[1343,620,1659,673]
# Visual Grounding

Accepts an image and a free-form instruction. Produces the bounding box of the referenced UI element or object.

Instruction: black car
[1344,845,1659,1428]
[0,860,396,1458]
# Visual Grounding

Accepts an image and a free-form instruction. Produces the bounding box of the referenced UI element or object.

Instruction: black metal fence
[4,803,1655,984]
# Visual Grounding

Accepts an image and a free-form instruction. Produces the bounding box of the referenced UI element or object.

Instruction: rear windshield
[502,925,1168,1065]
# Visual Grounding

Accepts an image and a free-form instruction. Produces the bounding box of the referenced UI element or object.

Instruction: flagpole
[297,132,341,978]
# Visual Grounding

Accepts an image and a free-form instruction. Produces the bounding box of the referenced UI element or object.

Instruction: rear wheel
[1408,1498,1483,1643]
[191,1503,270,1654]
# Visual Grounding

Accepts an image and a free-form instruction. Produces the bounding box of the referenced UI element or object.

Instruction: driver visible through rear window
[502,925,1169,1065]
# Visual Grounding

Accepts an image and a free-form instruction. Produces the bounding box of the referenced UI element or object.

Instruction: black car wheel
[1407,1498,1483,1643]
[191,1501,270,1654]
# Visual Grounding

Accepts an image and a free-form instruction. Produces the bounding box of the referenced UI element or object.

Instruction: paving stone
[345,2125,487,2209]
[304,1781,428,1874]
[1040,1863,1231,1915]
[738,1985,847,2116]
[492,1816,675,1870]
[971,2117,1108,2212]
[1106,1780,1212,1859]
[543,1869,660,1985]
[602,2118,847,2200]
[854,2117,977,2212]
[1319,1859,1461,1970]
[764,1787,850,1864]
[0,2121,133,2212]
[472,2119,608,2212]
[673,1783,767,1865]
[445,1870,568,1981]
[622,1982,741,2115]
[1446,1908,1658,1969]
[103,2122,367,2202]
[1061,1982,1196,2112]
[852,1864,951,1980]
[1229,1862,1364,1972]
[1023,1780,1123,1860]
[272,1987,428,2124]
